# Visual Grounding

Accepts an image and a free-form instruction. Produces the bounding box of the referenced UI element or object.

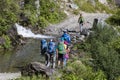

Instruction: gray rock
[69,3,78,9]
[21,62,53,77]
[115,0,120,6]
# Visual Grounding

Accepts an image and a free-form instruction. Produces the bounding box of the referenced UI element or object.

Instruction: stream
[0,39,45,73]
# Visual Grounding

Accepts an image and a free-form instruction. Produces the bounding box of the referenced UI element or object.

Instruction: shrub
[2,34,11,49]
[79,24,120,80]
[38,16,49,28]
[106,9,120,26]
[61,60,106,80]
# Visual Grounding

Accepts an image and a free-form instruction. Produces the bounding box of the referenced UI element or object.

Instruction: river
[0,39,44,72]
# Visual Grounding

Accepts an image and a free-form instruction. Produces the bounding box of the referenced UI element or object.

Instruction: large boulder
[21,62,53,77]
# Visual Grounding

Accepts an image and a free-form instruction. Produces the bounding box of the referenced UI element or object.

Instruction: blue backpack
[41,39,47,49]
[48,42,55,53]
[62,33,71,44]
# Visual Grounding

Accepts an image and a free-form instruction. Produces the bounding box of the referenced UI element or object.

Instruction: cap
[63,30,67,33]
[50,39,53,42]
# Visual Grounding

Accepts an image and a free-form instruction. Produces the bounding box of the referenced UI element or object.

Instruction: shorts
[58,54,64,62]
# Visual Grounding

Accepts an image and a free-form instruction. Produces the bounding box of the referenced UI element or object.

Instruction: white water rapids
[15,23,54,39]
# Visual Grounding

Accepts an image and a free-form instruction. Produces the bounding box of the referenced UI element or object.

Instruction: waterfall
[15,23,54,39]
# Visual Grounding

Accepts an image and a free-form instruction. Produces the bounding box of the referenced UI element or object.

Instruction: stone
[20,62,53,77]
[69,3,78,10]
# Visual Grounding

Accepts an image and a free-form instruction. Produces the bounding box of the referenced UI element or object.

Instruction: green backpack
[58,42,65,54]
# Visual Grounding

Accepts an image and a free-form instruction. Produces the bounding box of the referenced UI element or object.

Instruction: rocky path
[45,12,110,35]
[0,12,110,80]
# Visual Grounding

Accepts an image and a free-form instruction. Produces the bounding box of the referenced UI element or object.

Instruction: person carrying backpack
[57,39,67,68]
[61,30,71,45]
[46,39,56,68]
[78,13,85,33]
[41,39,48,55]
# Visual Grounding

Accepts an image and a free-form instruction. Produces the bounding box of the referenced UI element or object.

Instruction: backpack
[79,17,84,24]
[58,42,66,54]
[62,33,71,44]
[48,42,55,53]
[41,39,47,49]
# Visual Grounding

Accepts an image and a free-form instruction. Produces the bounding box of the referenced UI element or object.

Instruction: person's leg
[52,54,56,68]
[58,54,62,67]
[63,58,67,67]
[80,24,83,33]
[46,53,50,67]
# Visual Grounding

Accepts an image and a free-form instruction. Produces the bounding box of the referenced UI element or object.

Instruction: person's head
[49,39,52,42]
[63,29,67,33]
[80,13,82,16]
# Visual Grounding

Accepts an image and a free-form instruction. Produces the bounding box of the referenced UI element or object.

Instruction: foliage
[109,37,120,53]
[72,10,79,15]
[2,34,11,49]
[74,0,96,13]
[95,2,113,13]
[106,9,120,26]
[0,0,20,34]
[40,0,66,24]
[0,0,20,49]
[79,24,120,80]
[61,60,107,80]
[74,0,113,13]
[38,16,49,28]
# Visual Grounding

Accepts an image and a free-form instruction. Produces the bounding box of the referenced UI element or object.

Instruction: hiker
[78,13,85,33]
[64,46,70,67]
[46,39,56,68]
[41,39,48,55]
[61,30,71,45]
[57,38,67,68]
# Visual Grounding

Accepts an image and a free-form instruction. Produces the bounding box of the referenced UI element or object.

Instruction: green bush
[38,16,49,28]
[61,60,106,80]
[40,0,66,24]
[106,9,120,26]
[74,0,95,13]
[95,2,113,13]
[2,34,11,49]
[79,24,120,80]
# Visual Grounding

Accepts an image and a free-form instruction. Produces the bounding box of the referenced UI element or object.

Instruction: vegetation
[106,9,120,26]
[74,0,114,13]
[0,0,66,49]
[78,24,120,80]
[0,0,20,49]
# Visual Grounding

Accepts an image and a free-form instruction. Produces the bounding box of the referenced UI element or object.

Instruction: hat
[50,39,53,42]
[63,30,67,33]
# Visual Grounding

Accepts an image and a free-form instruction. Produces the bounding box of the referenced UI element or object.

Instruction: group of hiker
[40,13,85,69]
[40,30,71,68]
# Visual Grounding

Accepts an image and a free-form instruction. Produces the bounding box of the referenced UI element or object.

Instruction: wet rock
[21,62,53,77]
